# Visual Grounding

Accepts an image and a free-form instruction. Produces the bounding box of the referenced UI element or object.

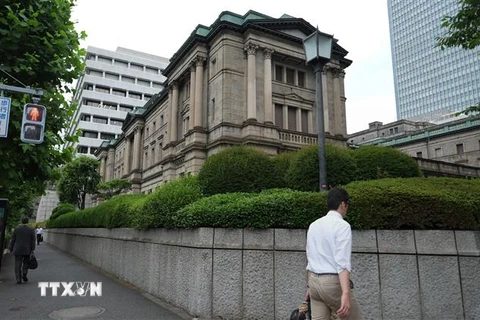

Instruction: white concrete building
[65,46,169,155]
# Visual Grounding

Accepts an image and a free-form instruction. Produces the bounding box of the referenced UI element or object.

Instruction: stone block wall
[44,228,480,320]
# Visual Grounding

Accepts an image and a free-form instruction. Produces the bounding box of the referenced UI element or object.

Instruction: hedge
[197,146,278,196]
[352,145,422,180]
[46,194,146,228]
[285,144,358,191]
[132,175,202,229]
[174,189,326,229]
[45,177,480,231]
[50,203,76,220]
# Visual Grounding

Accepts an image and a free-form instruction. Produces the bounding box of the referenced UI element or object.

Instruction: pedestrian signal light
[21,104,46,144]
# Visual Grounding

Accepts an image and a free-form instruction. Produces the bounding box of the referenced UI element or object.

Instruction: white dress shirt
[306,210,352,274]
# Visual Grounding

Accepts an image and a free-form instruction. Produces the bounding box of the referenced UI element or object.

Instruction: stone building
[348,115,480,168]
[97,10,352,193]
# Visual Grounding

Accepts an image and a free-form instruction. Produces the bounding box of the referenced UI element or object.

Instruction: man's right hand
[337,292,351,318]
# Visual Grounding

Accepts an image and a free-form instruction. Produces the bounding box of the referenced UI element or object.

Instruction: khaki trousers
[308,273,364,320]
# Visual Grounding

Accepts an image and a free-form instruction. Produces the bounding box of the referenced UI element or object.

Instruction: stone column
[333,68,343,136]
[170,82,179,141]
[338,70,347,136]
[263,48,274,123]
[189,63,196,130]
[100,157,106,180]
[245,43,258,121]
[132,126,143,171]
[194,56,205,128]
[308,111,313,134]
[322,69,330,133]
[124,136,131,174]
[107,148,115,181]
[282,105,288,129]
[296,108,302,132]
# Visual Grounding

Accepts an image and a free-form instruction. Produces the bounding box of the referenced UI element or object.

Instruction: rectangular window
[137,78,150,87]
[112,89,126,97]
[87,69,102,77]
[82,130,97,138]
[301,109,309,133]
[275,65,283,82]
[130,63,143,71]
[119,105,133,112]
[105,72,119,80]
[416,151,423,158]
[275,104,283,128]
[160,115,164,125]
[77,146,88,154]
[110,119,124,126]
[145,66,158,74]
[434,148,442,157]
[394,127,399,134]
[86,54,96,60]
[84,99,100,107]
[456,143,464,155]
[114,60,128,68]
[122,76,135,84]
[298,71,305,87]
[286,68,295,85]
[288,107,296,131]
[100,133,115,140]
[83,83,93,90]
[129,91,142,100]
[97,56,112,64]
[89,147,97,155]
[80,114,91,122]
[93,116,108,124]
[102,102,117,110]
[95,85,110,94]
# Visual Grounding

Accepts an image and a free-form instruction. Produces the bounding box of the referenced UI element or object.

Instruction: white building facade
[65,46,169,155]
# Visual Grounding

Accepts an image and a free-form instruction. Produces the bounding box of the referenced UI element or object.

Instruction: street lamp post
[303,28,333,192]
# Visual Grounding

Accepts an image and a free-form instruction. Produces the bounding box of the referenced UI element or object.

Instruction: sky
[72,0,397,134]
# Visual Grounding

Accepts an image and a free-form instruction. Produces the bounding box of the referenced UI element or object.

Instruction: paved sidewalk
[0,243,190,320]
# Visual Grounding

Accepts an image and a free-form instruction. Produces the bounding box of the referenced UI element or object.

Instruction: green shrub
[285,144,358,191]
[46,194,146,228]
[198,146,278,196]
[352,145,422,181]
[271,151,297,188]
[50,203,76,220]
[345,177,480,230]
[133,176,202,229]
[174,189,326,229]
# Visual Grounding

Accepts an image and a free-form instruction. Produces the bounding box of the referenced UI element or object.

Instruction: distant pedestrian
[306,187,363,320]
[7,217,35,284]
[36,225,43,245]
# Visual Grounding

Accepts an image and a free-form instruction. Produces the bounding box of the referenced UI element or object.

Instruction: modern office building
[65,46,169,155]
[96,10,353,193]
[388,0,480,123]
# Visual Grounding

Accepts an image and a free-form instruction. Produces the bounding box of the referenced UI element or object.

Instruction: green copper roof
[195,10,274,37]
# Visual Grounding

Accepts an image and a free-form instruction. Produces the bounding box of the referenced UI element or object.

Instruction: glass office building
[388,0,480,123]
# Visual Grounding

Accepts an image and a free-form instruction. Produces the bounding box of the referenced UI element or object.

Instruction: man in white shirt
[35,226,43,245]
[306,187,363,320]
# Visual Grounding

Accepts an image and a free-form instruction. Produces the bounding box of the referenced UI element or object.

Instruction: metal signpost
[0,199,9,274]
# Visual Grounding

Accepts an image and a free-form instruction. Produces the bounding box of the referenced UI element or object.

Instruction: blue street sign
[0,97,12,138]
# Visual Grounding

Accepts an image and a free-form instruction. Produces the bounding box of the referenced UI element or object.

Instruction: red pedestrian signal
[21,103,46,144]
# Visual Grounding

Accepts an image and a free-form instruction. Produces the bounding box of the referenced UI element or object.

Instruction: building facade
[96,10,352,193]
[65,46,169,155]
[388,0,480,122]
[348,115,480,168]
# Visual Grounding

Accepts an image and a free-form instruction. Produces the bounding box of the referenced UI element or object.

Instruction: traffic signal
[21,103,46,144]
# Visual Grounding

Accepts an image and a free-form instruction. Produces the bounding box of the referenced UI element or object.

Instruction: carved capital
[194,56,205,67]
[263,48,274,59]
[134,125,144,133]
[189,61,196,72]
[244,43,259,55]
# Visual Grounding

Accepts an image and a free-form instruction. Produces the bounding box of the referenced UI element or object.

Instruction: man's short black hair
[327,187,350,210]
[21,216,29,224]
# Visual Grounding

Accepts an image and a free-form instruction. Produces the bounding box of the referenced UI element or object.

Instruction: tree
[97,179,132,200]
[437,0,480,115]
[57,156,101,210]
[0,0,85,224]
